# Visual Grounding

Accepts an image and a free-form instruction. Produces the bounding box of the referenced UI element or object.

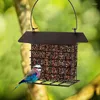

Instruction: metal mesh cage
[30,44,79,87]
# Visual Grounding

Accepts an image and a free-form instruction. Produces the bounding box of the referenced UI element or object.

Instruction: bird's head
[32,65,42,78]
[33,65,42,73]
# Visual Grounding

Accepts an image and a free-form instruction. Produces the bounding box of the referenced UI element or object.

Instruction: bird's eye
[35,73,37,75]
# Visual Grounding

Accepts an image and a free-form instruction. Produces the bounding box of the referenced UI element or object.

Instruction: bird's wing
[25,69,37,78]
[25,72,38,83]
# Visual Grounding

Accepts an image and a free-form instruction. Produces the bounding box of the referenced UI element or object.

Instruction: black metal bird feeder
[18,0,88,87]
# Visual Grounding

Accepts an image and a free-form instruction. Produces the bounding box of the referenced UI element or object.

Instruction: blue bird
[13,65,41,91]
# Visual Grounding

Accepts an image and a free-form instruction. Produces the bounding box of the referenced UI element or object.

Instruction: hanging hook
[68,0,78,32]
[30,0,39,31]
[30,0,78,32]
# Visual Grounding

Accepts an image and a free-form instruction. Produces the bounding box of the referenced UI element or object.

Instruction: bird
[13,65,41,91]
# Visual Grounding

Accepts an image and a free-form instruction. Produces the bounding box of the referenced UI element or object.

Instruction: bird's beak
[37,69,41,72]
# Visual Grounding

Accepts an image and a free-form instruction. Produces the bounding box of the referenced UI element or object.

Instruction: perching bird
[13,65,41,91]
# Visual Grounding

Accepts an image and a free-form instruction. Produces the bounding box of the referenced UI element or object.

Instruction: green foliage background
[0,0,100,100]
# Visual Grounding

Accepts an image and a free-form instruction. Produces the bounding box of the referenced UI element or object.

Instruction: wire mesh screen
[31,44,77,83]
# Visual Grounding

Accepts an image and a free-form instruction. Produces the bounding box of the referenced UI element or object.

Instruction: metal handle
[30,0,78,32]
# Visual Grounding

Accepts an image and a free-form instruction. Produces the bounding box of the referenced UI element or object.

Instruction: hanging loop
[68,0,78,32]
[30,0,78,32]
[30,0,39,31]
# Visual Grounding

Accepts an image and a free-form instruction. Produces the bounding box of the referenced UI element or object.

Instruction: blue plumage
[19,72,38,84]
[13,65,41,91]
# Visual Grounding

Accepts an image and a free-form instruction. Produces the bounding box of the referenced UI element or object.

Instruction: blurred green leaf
[0,0,100,100]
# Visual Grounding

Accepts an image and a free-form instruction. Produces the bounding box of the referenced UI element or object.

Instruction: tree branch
[14,0,49,100]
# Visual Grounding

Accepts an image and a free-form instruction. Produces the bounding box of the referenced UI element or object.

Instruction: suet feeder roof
[18,31,88,44]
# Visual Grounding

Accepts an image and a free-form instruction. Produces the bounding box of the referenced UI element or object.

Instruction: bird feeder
[18,0,88,87]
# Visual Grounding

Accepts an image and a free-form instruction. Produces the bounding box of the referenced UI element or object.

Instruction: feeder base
[34,80,80,87]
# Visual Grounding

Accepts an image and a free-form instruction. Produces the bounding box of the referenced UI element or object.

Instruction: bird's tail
[12,79,26,92]
[12,84,20,92]
[19,79,26,84]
